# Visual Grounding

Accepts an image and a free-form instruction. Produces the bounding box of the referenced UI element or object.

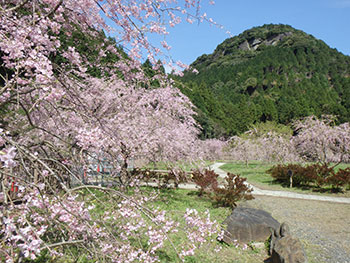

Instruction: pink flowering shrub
[0,184,225,262]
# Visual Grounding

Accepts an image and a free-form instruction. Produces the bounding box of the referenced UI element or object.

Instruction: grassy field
[28,179,346,262]
[219,161,350,197]
[35,161,348,262]
[140,187,270,263]
[29,186,270,263]
[84,187,271,263]
[143,160,214,171]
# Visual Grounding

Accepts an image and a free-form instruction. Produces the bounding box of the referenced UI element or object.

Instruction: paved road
[210,162,350,204]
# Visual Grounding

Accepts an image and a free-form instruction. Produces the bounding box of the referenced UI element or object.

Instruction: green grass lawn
[143,160,214,171]
[27,186,270,263]
[82,187,270,263]
[142,187,270,263]
[219,161,350,197]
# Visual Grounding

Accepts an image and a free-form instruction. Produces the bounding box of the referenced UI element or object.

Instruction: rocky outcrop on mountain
[238,32,293,51]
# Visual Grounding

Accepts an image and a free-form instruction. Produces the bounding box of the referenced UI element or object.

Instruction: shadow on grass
[186,191,199,196]
[156,250,173,262]
[311,186,344,194]
[262,179,345,194]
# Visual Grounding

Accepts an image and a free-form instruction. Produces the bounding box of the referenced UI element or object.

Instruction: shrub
[211,173,254,208]
[266,164,312,187]
[191,169,219,196]
[191,170,254,208]
[326,168,350,189]
[267,163,350,189]
[311,163,334,186]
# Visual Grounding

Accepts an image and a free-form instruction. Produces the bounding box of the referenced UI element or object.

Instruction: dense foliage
[192,169,254,208]
[176,24,350,137]
[267,163,350,189]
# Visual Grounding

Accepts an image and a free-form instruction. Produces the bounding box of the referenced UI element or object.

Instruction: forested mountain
[176,24,350,138]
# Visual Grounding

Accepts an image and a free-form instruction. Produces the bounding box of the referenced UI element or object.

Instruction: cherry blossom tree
[0,1,226,261]
[334,122,350,163]
[226,135,259,166]
[197,138,228,161]
[0,0,211,169]
[292,115,350,164]
[227,130,300,165]
[255,132,300,164]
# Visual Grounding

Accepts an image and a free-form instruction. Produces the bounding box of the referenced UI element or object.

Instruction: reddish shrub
[266,163,350,189]
[211,173,254,208]
[312,163,334,186]
[191,169,219,196]
[326,168,350,188]
[267,164,313,186]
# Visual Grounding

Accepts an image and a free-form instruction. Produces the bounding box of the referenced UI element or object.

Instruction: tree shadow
[262,179,345,194]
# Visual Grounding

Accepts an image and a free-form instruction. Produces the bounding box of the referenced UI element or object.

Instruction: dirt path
[241,196,350,263]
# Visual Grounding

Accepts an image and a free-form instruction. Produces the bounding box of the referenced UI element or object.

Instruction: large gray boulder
[222,207,280,244]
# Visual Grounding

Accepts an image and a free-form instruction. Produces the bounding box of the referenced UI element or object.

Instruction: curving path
[144,163,350,204]
[210,162,350,204]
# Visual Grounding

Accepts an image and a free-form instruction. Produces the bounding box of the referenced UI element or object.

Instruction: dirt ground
[239,196,350,263]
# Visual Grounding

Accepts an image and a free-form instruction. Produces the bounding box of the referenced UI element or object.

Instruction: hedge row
[267,163,350,188]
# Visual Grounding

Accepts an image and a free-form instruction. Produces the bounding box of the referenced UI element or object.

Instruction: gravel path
[210,162,350,204]
[210,162,350,263]
[145,163,350,262]
[241,196,350,263]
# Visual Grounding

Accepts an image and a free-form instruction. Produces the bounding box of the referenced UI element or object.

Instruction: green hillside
[176,24,350,138]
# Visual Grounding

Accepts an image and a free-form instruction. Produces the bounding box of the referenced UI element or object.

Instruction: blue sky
[163,0,350,65]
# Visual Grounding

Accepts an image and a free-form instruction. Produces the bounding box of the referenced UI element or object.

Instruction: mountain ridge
[176,24,350,138]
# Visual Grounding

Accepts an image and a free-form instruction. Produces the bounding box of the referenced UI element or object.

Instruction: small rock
[271,222,307,263]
